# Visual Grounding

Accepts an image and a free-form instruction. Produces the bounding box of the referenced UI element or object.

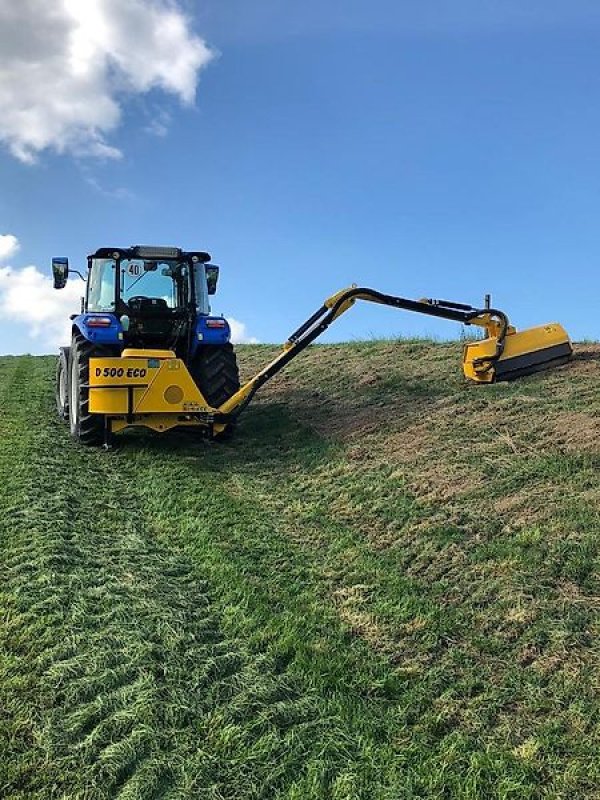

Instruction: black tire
[69,331,111,446]
[188,344,240,439]
[55,347,70,421]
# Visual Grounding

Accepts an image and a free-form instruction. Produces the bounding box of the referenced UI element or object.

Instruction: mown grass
[0,341,599,799]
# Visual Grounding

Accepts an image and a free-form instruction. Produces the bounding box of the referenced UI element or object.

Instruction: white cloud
[0,234,20,262]
[144,107,172,138]
[82,172,135,201]
[0,263,83,354]
[229,317,259,344]
[0,0,213,162]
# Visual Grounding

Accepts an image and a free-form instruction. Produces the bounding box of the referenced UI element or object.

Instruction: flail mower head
[462,322,573,383]
[408,296,572,383]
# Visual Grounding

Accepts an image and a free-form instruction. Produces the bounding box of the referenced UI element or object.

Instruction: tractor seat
[127,296,170,318]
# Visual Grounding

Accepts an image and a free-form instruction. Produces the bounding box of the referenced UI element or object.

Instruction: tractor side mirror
[52,257,69,289]
[206,265,219,295]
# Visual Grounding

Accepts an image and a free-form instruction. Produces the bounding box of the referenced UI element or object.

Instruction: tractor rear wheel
[189,344,240,439]
[69,331,111,446]
[55,348,70,421]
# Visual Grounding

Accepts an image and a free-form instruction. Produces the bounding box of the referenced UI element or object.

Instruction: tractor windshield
[87,257,210,314]
[120,258,190,309]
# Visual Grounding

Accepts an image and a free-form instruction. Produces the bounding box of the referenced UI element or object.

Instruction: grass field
[1,341,599,799]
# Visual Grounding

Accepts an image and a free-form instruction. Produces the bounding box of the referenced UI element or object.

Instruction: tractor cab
[53,245,225,353]
[86,248,212,350]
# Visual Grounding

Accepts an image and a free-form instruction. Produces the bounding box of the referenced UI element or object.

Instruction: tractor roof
[89,245,211,262]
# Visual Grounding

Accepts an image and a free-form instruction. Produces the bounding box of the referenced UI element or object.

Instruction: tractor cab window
[194,263,210,315]
[120,259,190,309]
[88,258,116,312]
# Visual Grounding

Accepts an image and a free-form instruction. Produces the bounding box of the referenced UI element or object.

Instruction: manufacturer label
[95,367,147,379]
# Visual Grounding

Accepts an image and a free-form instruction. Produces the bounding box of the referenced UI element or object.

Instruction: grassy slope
[0,342,599,799]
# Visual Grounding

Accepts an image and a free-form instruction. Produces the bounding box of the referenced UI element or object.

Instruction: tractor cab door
[87,258,117,312]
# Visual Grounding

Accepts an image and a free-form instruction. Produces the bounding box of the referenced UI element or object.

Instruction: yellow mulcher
[52,246,572,447]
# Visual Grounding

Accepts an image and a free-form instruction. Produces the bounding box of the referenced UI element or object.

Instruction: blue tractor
[53,245,239,445]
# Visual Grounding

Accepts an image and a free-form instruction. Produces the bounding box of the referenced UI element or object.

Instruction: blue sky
[1,0,599,354]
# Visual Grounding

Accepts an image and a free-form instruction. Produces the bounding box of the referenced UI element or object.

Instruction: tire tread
[70,332,111,446]
[189,344,240,438]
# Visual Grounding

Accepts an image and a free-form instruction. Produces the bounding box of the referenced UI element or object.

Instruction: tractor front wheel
[69,331,111,446]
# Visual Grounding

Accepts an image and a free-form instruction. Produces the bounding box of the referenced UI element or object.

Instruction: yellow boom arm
[218,286,572,419]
